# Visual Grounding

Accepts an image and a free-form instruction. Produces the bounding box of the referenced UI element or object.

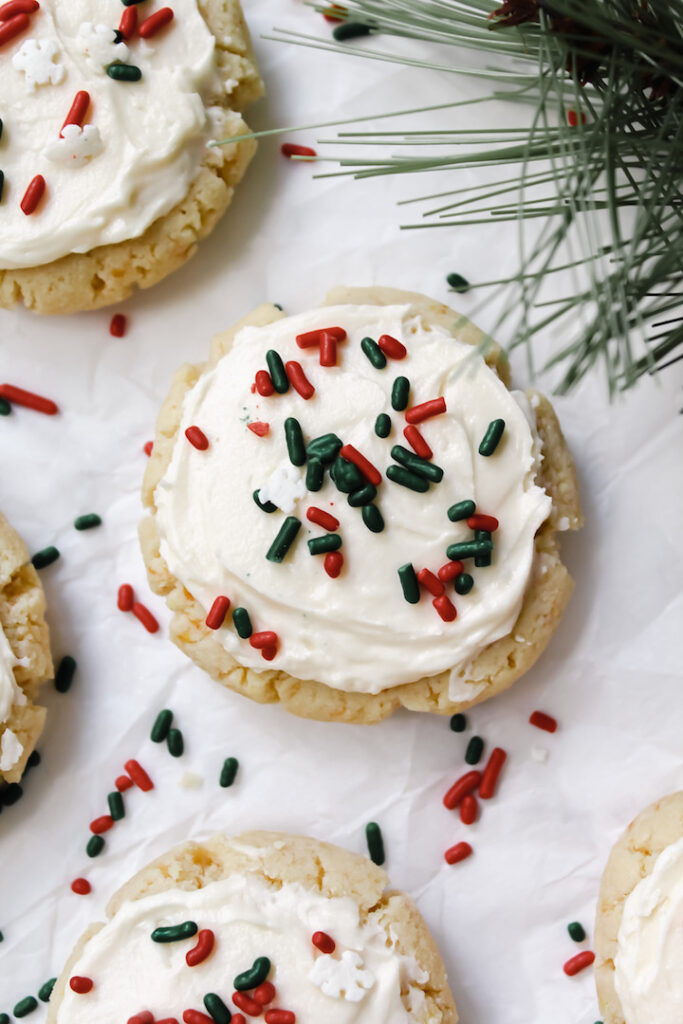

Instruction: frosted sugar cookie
[0,0,262,314]
[47,830,458,1023]
[594,791,683,1024]
[0,510,52,784]
[140,285,581,724]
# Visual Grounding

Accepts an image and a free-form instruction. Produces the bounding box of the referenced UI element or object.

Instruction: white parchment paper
[1,3,682,1023]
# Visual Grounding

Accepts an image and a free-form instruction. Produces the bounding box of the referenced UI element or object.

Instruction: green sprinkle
[446,272,470,293]
[450,713,467,732]
[330,456,364,493]
[398,563,420,604]
[1,783,22,806]
[253,489,277,514]
[266,516,301,562]
[150,709,173,743]
[232,607,252,639]
[234,956,271,991]
[0,931,3,941]
[333,20,372,40]
[86,835,105,858]
[0,1013,9,1024]
[204,992,232,1024]
[284,417,306,466]
[568,921,586,942]
[31,546,59,570]
[266,349,289,393]
[273,303,283,311]
[374,413,391,437]
[26,750,40,769]
[121,0,146,5]
[446,540,493,561]
[219,756,239,788]
[474,529,492,567]
[306,457,324,491]
[454,573,474,595]
[365,821,385,865]
[386,464,429,493]
[361,336,387,369]
[348,483,377,507]
[38,978,57,1002]
[391,445,443,482]
[306,433,342,463]
[73,513,102,531]
[151,921,198,943]
[447,499,476,522]
[0,397,11,416]
[465,736,484,765]
[167,728,184,758]
[54,654,76,693]
[479,418,506,456]
[105,62,142,81]
[13,996,38,1017]
[107,790,125,821]
[361,504,384,533]
[308,534,342,555]
[391,376,410,411]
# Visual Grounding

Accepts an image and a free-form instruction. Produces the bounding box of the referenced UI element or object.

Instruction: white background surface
[1,2,682,1023]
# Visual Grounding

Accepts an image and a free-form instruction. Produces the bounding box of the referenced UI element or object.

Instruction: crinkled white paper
[0,3,682,1023]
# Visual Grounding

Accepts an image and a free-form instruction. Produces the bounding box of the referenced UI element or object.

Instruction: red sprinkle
[377,334,407,360]
[250,630,278,650]
[143,441,154,456]
[71,878,91,895]
[20,173,45,215]
[467,514,499,532]
[312,930,336,953]
[261,645,277,661]
[138,6,174,37]
[339,443,381,486]
[529,710,558,733]
[132,602,159,634]
[433,595,457,621]
[460,793,478,825]
[405,397,447,425]
[0,383,57,414]
[0,12,29,47]
[324,550,343,578]
[403,425,432,459]
[115,774,133,792]
[444,842,473,865]
[253,981,276,1006]
[306,507,339,531]
[157,1019,181,1024]
[206,595,230,630]
[90,814,114,834]
[119,5,137,38]
[109,313,127,338]
[437,560,464,583]
[319,333,337,367]
[563,950,595,976]
[117,583,134,612]
[281,142,316,159]
[265,1013,295,1024]
[479,747,507,800]
[186,928,215,967]
[185,425,209,450]
[285,360,315,400]
[232,1017,246,1024]
[128,1014,154,1024]
[69,977,93,995]
[0,0,39,18]
[417,568,444,597]
[61,90,91,134]
[247,421,270,437]
[183,1013,214,1024]
[443,770,482,810]
[567,109,587,127]
[255,369,275,396]
[322,3,345,21]
[124,759,154,792]
[232,992,262,1017]
[296,326,346,348]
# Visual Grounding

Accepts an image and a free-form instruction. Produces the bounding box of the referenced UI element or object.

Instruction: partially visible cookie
[594,791,683,1024]
[0,511,53,784]
[48,830,458,1023]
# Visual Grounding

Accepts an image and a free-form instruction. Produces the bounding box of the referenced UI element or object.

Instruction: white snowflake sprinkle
[259,462,306,514]
[12,38,65,89]
[309,950,375,1002]
[44,124,104,167]
[78,22,129,68]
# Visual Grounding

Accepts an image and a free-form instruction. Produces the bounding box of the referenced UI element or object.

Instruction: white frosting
[0,0,229,269]
[154,304,552,695]
[614,836,683,1024]
[0,621,26,771]
[55,871,427,1023]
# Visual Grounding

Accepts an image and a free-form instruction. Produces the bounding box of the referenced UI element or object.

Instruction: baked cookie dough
[141,285,582,724]
[594,791,683,1024]
[0,510,53,784]
[0,0,263,315]
[47,830,458,1023]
